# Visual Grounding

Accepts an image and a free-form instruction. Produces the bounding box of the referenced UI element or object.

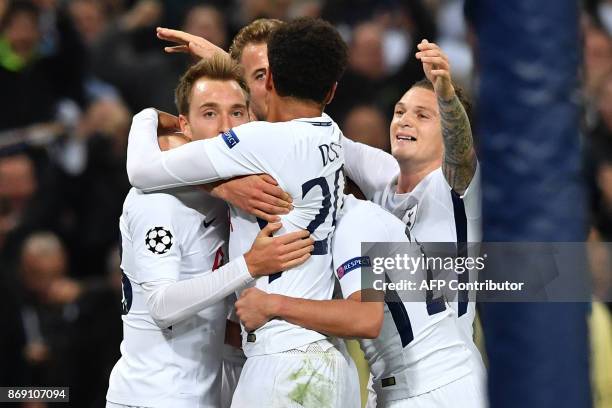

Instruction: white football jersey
[342,137,481,341]
[204,115,345,356]
[107,188,228,407]
[332,196,473,402]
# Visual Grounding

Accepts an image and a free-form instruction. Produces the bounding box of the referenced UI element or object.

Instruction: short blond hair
[175,53,249,115]
[229,18,284,62]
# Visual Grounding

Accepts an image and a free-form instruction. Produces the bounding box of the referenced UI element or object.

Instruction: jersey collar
[293,112,333,127]
[382,168,440,219]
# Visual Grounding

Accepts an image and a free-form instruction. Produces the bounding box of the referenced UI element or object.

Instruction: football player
[340,40,485,383]
[235,194,486,407]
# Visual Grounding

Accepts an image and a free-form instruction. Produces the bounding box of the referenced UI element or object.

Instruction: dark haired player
[125,18,360,407]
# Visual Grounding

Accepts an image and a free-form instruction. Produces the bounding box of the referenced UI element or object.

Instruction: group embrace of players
[106,16,486,408]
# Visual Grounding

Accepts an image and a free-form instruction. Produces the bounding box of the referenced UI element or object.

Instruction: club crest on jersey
[145,226,174,255]
[404,203,419,231]
[337,256,371,279]
[221,129,240,149]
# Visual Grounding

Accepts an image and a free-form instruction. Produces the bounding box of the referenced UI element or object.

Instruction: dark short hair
[267,17,348,104]
[229,18,284,62]
[175,53,249,115]
[411,78,473,126]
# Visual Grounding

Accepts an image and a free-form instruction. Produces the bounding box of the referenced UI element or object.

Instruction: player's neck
[396,161,440,194]
[267,95,323,122]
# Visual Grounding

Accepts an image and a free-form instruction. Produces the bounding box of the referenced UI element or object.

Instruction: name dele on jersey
[145,226,174,255]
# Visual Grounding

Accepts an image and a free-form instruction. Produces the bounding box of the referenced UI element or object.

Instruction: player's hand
[235,288,277,331]
[156,27,226,60]
[210,175,293,222]
[416,40,455,100]
[244,223,313,277]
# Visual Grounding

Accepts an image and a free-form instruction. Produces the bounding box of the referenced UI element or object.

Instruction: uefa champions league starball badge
[145,226,174,255]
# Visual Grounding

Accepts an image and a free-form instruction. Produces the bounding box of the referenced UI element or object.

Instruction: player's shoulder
[337,195,406,240]
[221,120,296,150]
[232,115,337,136]
[123,187,186,216]
[230,119,290,136]
[433,160,481,194]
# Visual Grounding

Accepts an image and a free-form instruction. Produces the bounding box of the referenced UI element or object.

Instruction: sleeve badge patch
[145,226,174,254]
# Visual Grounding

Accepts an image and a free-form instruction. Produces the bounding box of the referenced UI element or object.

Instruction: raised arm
[416,40,477,194]
[235,288,383,339]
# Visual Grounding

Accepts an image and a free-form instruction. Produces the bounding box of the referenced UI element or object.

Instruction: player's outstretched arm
[341,136,399,200]
[144,223,313,328]
[235,288,384,339]
[416,40,477,195]
[156,27,228,60]
[127,108,226,190]
[128,109,290,191]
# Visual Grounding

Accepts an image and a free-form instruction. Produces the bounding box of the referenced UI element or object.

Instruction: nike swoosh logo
[203,218,216,228]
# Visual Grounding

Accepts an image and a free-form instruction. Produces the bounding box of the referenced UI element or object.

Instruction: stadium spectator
[342,104,390,152]
[17,232,75,387]
[584,22,612,120]
[348,22,386,80]
[66,0,122,102]
[0,0,87,130]
[0,154,49,265]
[182,4,227,49]
[586,71,612,241]
[0,153,37,244]
[53,98,132,278]
[325,0,436,121]
[68,0,109,45]
[90,0,187,112]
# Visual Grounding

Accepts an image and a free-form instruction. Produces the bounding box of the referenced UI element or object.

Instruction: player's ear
[265,70,274,92]
[324,82,338,105]
[179,114,192,139]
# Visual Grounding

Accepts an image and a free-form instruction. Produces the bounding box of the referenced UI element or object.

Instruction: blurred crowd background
[0,0,610,406]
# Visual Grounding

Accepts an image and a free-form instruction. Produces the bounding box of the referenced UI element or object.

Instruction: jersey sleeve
[331,206,383,298]
[333,200,412,298]
[126,108,222,191]
[461,161,481,220]
[333,250,369,299]
[204,122,291,179]
[128,193,185,284]
[341,136,399,200]
[142,256,253,328]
